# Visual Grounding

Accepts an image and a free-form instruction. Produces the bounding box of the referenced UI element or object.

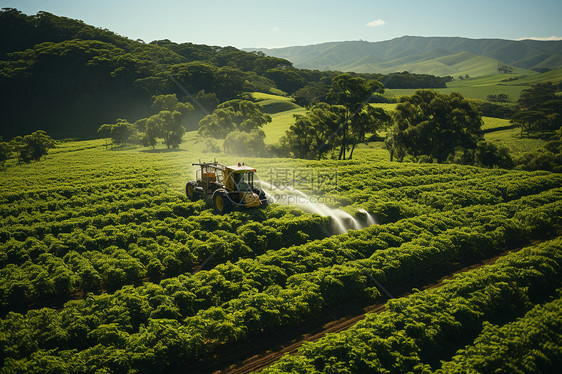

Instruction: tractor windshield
[234,172,254,191]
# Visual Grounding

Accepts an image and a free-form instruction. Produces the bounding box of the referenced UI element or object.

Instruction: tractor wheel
[257,188,269,208]
[213,190,231,214]
[186,182,199,202]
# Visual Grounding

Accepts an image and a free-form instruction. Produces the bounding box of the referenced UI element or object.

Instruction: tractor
[186,161,269,214]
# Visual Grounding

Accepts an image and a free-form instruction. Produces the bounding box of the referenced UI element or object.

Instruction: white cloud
[272,26,280,32]
[516,36,562,41]
[366,19,386,27]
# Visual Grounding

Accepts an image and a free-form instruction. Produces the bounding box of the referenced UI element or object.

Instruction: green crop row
[0,206,331,313]
[261,237,562,373]
[2,156,558,314]
[0,189,559,373]
[436,295,562,373]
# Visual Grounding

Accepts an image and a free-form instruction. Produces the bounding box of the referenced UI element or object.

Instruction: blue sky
[2,0,561,48]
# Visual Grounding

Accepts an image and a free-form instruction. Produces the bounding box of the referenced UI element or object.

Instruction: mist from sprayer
[258,180,378,234]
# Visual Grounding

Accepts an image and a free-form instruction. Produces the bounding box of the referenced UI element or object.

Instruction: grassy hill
[342,51,535,77]
[250,36,562,77]
[384,68,562,102]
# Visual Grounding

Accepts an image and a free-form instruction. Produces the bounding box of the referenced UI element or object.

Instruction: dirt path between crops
[192,248,516,374]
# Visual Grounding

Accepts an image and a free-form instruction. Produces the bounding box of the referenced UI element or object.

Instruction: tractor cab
[224,164,256,192]
[187,161,269,214]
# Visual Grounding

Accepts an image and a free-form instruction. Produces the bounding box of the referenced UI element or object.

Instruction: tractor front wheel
[186,182,199,202]
[213,190,231,214]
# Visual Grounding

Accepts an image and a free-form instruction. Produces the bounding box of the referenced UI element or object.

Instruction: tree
[151,94,194,114]
[292,82,330,107]
[474,141,514,169]
[518,82,558,111]
[386,90,483,162]
[140,115,161,149]
[280,103,345,159]
[511,110,549,138]
[348,106,391,159]
[158,110,185,148]
[18,130,56,163]
[223,129,266,156]
[264,68,305,94]
[327,74,385,159]
[511,82,562,137]
[113,119,134,145]
[198,99,271,139]
[98,119,135,146]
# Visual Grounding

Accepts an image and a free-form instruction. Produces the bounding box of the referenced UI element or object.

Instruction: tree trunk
[349,141,356,159]
[339,123,347,160]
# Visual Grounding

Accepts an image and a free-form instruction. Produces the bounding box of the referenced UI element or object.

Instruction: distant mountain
[247,36,562,77]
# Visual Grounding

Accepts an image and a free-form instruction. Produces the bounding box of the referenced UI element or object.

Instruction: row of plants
[0,206,331,313]
[262,237,562,373]
[436,295,562,373]
[2,153,558,312]
[0,188,559,372]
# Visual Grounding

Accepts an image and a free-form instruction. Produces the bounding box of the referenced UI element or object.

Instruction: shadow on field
[140,148,187,153]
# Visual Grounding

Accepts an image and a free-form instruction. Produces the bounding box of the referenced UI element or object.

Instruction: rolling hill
[248,36,562,77]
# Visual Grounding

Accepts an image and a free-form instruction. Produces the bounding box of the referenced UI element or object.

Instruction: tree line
[0,8,453,141]
[278,74,561,172]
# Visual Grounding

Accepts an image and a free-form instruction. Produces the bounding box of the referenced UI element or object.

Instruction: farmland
[0,128,560,372]
[1,8,561,373]
[384,68,562,102]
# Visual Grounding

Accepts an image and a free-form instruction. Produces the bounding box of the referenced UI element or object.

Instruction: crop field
[0,132,560,373]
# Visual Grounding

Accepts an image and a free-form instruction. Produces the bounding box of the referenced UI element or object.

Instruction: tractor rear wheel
[186,182,198,202]
[213,190,231,214]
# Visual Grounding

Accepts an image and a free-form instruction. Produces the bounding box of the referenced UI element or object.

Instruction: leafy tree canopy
[386,90,483,162]
[198,100,271,139]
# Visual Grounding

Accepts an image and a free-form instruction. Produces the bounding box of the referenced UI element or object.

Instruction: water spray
[259,181,377,234]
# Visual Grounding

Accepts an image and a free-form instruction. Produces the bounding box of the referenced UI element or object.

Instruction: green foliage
[150,94,193,114]
[511,82,562,137]
[264,238,562,373]
[7,130,56,164]
[97,119,136,146]
[0,135,561,373]
[198,99,271,139]
[223,129,267,156]
[0,10,287,140]
[280,103,345,159]
[487,93,510,103]
[327,74,386,159]
[0,141,11,168]
[386,90,483,162]
[438,296,562,373]
[498,63,514,74]
[474,140,514,169]
[515,131,562,172]
[265,68,305,94]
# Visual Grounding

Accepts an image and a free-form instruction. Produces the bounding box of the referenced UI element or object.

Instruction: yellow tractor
[186,161,269,214]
